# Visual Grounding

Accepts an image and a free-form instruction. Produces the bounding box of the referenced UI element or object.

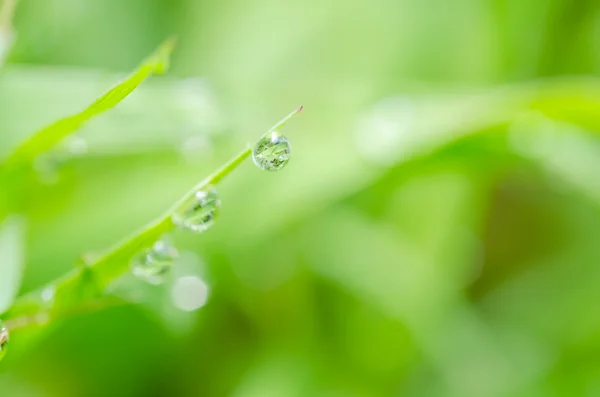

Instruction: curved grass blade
[1,106,303,330]
[1,36,176,168]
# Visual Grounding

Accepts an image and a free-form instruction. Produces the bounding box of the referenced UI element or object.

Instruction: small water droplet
[0,320,8,361]
[252,132,292,171]
[131,240,179,284]
[172,186,221,233]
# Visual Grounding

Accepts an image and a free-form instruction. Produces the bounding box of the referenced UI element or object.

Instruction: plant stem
[1,106,303,331]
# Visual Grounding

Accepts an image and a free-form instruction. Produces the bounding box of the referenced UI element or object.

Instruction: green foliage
[0,50,302,330]
[1,37,175,169]
[3,0,600,396]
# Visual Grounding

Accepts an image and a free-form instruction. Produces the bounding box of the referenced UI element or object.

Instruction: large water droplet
[252,132,292,171]
[172,186,221,232]
[0,320,8,361]
[131,240,179,284]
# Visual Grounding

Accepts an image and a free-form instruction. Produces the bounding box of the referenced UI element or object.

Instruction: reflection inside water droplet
[252,132,292,171]
[131,240,179,284]
[172,186,221,233]
[0,321,9,361]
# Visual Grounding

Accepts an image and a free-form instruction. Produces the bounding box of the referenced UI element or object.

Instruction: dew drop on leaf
[0,320,8,362]
[252,132,292,172]
[172,186,221,233]
[131,240,179,284]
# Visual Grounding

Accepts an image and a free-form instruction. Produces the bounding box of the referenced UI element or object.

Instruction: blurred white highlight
[0,27,13,66]
[67,135,89,156]
[41,287,55,304]
[171,275,209,312]
[354,96,414,165]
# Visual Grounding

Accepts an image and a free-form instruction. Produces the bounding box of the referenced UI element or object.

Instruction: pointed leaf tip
[152,35,178,74]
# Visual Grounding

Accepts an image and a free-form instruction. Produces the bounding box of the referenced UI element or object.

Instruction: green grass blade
[1,106,303,330]
[1,36,176,167]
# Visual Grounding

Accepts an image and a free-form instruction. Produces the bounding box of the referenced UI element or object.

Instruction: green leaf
[1,106,303,330]
[0,215,25,313]
[1,36,176,168]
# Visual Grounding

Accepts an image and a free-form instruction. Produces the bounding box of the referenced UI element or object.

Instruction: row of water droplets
[0,107,299,363]
[130,107,299,283]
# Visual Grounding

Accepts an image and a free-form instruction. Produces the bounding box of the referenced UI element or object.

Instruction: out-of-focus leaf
[0,37,176,168]
[0,215,25,313]
[296,171,535,397]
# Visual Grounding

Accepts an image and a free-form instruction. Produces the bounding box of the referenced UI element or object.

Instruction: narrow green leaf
[77,107,305,288]
[1,36,176,167]
[1,106,303,330]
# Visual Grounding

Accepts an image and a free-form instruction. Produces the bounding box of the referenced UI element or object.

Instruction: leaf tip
[152,35,178,74]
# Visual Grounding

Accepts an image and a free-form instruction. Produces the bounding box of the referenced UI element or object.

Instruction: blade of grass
[0,36,176,168]
[0,36,176,227]
[1,106,303,330]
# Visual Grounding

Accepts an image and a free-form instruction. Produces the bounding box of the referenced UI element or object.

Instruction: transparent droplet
[252,132,292,171]
[131,240,179,284]
[172,186,221,233]
[171,275,209,312]
[0,320,8,361]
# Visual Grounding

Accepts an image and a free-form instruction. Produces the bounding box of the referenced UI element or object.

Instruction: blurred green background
[2,0,600,396]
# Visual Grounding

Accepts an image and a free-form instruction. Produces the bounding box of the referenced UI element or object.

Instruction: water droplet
[172,186,221,233]
[131,240,179,284]
[252,132,292,171]
[0,320,8,361]
[171,275,209,312]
